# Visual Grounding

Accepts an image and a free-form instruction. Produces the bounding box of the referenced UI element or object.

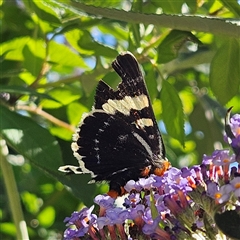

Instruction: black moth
[59,52,170,196]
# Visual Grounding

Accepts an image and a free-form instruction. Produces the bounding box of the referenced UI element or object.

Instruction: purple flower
[96,216,111,229]
[64,206,96,226]
[203,149,233,166]
[94,194,114,209]
[106,207,130,225]
[128,204,145,220]
[63,228,83,240]
[224,113,240,161]
[214,184,234,203]
[63,206,97,239]
[124,192,141,208]
[163,194,183,216]
[227,114,240,138]
[230,177,240,198]
[142,216,171,240]
[152,175,166,189]
[181,167,193,178]
[124,179,142,192]
[138,176,155,189]
[232,135,240,161]
[94,194,115,217]
[206,181,219,198]
[211,150,235,166]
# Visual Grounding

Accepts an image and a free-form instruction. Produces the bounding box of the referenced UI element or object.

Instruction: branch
[16,105,75,133]
[69,1,240,38]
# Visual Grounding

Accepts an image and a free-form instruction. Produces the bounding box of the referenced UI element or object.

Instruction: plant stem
[0,139,29,240]
[15,105,76,132]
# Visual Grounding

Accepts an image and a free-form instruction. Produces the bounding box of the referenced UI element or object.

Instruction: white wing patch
[136,118,153,128]
[102,94,149,115]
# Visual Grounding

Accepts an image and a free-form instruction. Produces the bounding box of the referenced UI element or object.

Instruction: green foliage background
[0,0,239,239]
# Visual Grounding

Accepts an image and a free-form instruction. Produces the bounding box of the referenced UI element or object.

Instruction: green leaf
[129,24,141,48]
[67,102,89,125]
[0,37,46,63]
[161,80,185,146]
[75,0,121,8]
[50,126,72,141]
[77,30,118,58]
[185,0,197,13]
[25,38,46,59]
[37,206,55,227]
[21,192,40,214]
[48,41,89,69]
[150,190,158,220]
[144,62,158,102]
[157,30,201,64]
[65,29,118,58]
[0,49,13,62]
[151,0,183,13]
[0,223,17,237]
[22,45,44,77]
[41,85,81,109]
[53,18,102,38]
[210,38,240,105]
[0,37,30,61]
[26,0,60,24]
[0,105,63,176]
[189,101,223,158]
[219,0,240,17]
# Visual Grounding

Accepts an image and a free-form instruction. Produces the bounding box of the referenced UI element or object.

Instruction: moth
[59,52,170,197]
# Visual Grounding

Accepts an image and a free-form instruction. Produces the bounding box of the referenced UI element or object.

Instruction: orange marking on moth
[107,190,119,199]
[141,166,151,176]
[107,186,126,198]
[154,161,171,176]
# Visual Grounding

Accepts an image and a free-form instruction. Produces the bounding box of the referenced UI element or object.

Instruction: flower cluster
[63,114,240,240]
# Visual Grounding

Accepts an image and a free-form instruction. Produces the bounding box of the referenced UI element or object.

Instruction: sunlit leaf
[27,0,60,24]
[67,101,89,125]
[48,40,89,69]
[41,85,81,109]
[218,0,240,17]
[0,37,30,61]
[50,126,73,141]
